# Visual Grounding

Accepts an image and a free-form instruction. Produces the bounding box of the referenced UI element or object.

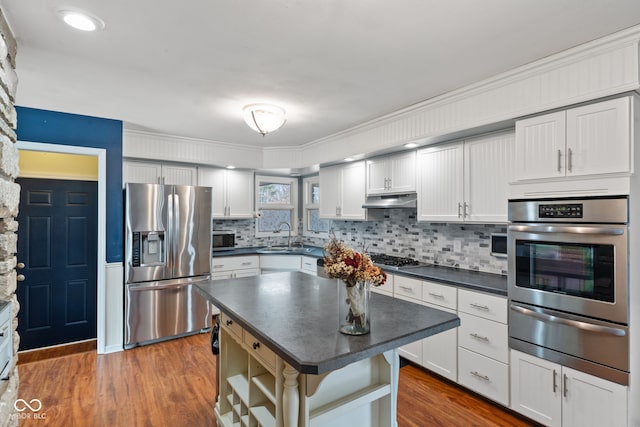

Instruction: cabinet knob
[252,342,260,350]
[226,319,233,326]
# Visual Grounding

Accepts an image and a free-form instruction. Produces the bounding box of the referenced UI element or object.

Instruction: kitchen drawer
[458,289,507,323]
[220,313,243,343]
[212,255,259,272]
[458,347,509,406]
[458,312,508,363]
[301,256,317,275]
[243,330,276,373]
[394,275,422,300]
[422,280,457,310]
[373,273,394,296]
[259,255,301,270]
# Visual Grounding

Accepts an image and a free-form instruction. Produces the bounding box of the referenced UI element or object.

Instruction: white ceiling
[2,1,640,148]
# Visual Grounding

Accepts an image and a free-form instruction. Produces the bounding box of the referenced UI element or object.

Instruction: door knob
[17,274,25,282]
[17,262,25,269]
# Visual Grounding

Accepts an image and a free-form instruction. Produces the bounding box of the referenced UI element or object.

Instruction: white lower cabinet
[211,256,261,314]
[421,303,457,382]
[394,276,423,365]
[218,313,397,427]
[510,350,628,427]
[457,288,509,406]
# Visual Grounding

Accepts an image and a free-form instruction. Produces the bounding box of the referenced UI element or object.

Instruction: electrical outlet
[453,240,462,252]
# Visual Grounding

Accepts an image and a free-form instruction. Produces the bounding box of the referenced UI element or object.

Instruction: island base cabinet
[510,349,628,427]
[217,319,400,427]
[301,351,398,427]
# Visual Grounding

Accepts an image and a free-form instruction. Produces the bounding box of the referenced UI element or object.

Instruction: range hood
[362,193,417,209]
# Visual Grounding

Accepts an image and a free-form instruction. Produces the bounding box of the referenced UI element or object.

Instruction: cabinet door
[123,160,162,184]
[319,165,340,219]
[417,144,464,222]
[422,303,457,381]
[339,161,366,220]
[198,167,227,218]
[566,97,631,177]
[366,157,389,195]
[562,366,627,427]
[464,131,515,223]
[389,151,416,194]
[162,164,197,185]
[394,293,423,365]
[225,170,254,218]
[510,350,562,427]
[514,111,566,180]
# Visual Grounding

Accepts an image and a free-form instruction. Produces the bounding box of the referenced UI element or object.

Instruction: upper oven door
[508,223,628,325]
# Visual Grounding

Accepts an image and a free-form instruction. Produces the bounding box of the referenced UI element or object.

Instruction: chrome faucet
[275,222,292,248]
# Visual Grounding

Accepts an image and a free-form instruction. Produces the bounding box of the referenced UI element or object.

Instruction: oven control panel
[539,203,583,218]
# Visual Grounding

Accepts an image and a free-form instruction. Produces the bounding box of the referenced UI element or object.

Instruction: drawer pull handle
[469,333,489,342]
[428,292,444,299]
[399,285,414,292]
[470,303,490,311]
[241,262,251,266]
[225,320,233,326]
[470,371,491,382]
[252,342,260,350]
[213,265,224,269]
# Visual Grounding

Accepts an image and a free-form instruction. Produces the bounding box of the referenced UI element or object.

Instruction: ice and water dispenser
[131,231,166,267]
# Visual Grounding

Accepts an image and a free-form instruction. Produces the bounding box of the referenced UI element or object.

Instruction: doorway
[16,141,108,353]
[16,177,98,350]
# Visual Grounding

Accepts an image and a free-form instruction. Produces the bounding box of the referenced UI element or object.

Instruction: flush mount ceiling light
[243,104,286,136]
[58,9,105,31]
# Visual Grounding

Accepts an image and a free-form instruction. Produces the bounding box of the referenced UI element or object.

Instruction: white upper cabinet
[123,160,197,185]
[198,167,254,219]
[515,97,631,181]
[366,151,416,196]
[417,144,464,222]
[319,161,367,221]
[417,131,515,223]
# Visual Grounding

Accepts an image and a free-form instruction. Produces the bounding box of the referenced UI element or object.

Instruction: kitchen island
[196,271,460,427]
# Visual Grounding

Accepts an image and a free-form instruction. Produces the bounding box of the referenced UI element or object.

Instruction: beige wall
[18,151,98,180]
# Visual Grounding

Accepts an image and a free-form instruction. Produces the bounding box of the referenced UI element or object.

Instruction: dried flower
[323,234,387,287]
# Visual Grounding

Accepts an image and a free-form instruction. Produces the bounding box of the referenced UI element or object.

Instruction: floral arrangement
[323,234,387,287]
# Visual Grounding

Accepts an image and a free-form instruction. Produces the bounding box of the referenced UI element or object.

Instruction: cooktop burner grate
[369,254,421,268]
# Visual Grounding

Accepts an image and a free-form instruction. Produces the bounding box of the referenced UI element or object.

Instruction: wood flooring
[17,332,536,427]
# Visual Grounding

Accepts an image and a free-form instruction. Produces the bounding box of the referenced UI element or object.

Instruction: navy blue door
[16,178,98,350]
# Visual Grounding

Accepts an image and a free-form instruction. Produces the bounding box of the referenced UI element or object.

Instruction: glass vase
[338,279,371,335]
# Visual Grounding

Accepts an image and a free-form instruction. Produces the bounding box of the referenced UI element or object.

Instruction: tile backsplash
[213,209,507,275]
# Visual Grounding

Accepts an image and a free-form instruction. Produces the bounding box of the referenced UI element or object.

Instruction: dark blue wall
[15,106,123,263]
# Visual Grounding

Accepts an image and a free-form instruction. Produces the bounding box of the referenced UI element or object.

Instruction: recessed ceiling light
[58,10,105,32]
[344,157,354,162]
[226,165,236,169]
[404,142,418,148]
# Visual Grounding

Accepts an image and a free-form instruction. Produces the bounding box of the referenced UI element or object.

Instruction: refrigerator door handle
[167,192,175,272]
[128,282,190,292]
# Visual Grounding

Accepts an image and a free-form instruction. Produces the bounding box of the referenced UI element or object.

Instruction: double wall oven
[508,196,629,385]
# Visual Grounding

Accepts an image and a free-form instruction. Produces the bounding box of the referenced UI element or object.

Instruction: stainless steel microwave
[212,230,235,251]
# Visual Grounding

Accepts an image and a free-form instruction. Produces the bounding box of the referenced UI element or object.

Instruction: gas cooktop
[369,253,424,270]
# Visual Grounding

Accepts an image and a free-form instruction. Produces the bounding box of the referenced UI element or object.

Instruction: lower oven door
[509,302,629,385]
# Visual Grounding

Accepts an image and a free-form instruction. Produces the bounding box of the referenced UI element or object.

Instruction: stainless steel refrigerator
[124,183,213,348]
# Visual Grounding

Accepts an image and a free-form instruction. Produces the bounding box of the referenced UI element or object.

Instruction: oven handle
[510,304,626,337]
[508,224,624,235]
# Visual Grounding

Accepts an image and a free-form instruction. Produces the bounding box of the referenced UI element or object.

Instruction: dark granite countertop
[212,247,507,296]
[196,271,460,375]
[393,265,508,296]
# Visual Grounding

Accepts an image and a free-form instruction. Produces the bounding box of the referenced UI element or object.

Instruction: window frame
[254,174,299,238]
[302,175,330,238]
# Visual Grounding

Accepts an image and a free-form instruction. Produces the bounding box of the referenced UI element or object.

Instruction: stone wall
[0,7,18,427]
